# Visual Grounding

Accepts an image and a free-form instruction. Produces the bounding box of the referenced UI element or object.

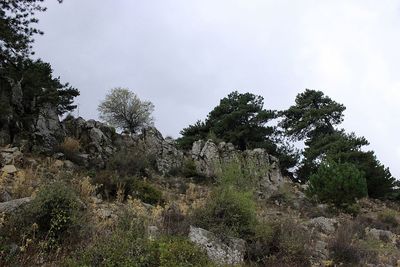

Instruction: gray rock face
[307,217,338,235]
[188,226,246,265]
[1,165,17,174]
[62,118,183,173]
[0,197,32,213]
[365,228,398,244]
[138,127,184,174]
[191,140,285,198]
[62,117,117,168]
[0,147,22,166]
[32,104,64,154]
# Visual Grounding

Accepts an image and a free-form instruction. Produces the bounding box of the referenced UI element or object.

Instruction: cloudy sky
[34,0,400,178]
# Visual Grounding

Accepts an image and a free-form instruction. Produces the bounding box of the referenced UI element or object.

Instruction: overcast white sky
[34,0,400,178]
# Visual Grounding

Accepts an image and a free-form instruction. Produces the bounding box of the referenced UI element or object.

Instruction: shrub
[158,237,211,267]
[191,187,256,239]
[65,212,211,267]
[4,181,83,252]
[267,219,311,266]
[65,229,157,266]
[246,222,275,264]
[247,219,311,266]
[330,223,361,264]
[218,161,257,192]
[181,158,198,178]
[92,170,135,200]
[107,147,153,176]
[60,137,81,163]
[377,209,399,229]
[92,171,163,204]
[307,161,368,208]
[162,204,189,236]
[132,180,164,205]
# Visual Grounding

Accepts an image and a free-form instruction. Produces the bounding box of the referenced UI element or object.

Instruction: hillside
[0,115,399,267]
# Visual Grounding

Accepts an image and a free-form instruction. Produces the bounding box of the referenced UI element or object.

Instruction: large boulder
[62,117,117,168]
[32,104,64,154]
[365,228,398,244]
[307,217,338,235]
[138,127,184,174]
[191,140,285,198]
[0,197,32,214]
[188,226,246,265]
[0,147,22,166]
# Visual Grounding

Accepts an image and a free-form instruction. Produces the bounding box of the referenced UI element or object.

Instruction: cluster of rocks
[191,140,285,198]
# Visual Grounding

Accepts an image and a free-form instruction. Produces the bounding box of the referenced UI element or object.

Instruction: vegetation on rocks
[0,1,399,266]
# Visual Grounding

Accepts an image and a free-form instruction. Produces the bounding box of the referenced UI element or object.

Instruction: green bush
[5,181,83,251]
[65,213,211,267]
[92,171,163,204]
[158,237,212,267]
[217,161,257,192]
[132,180,164,205]
[92,170,135,200]
[246,222,275,264]
[246,219,311,266]
[181,158,199,178]
[307,161,368,207]
[191,187,256,239]
[377,210,399,229]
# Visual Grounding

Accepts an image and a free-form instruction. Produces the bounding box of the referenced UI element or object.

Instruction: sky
[34,0,400,179]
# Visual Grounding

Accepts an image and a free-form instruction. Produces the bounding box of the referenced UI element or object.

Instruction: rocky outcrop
[32,104,65,154]
[307,217,338,236]
[365,228,398,244]
[188,226,246,265]
[138,127,183,174]
[62,117,117,168]
[0,197,32,214]
[0,147,23,166]
[191,140,285,198]
[62,118,183,173]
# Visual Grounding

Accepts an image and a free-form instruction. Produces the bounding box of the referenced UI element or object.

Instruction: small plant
[65,212,211,267]
[191,186,256,239]
[330,223,361,264]
[158,237,211,267]
[307,161,368,208]
[107,147,152,176]
[162,204,189,236]
[181,158,198,178]
[3,181,83,253]
[246,218,311,266]
[60,137,81,163]
[73,176,98,201]
[132,180,164,205]
[246,221,275,264]
[377,209,399,229]
[92,171,163,204]
[218,161,256,192]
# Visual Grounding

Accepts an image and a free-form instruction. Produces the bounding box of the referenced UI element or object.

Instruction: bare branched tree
[98,88,154,133]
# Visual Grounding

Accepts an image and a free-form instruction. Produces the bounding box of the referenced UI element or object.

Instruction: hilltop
[0,114,399,266]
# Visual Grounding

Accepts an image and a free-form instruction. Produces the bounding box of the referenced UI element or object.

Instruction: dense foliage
[179,91,276,150]
[65,215,212,267]
[280,89,396,198]
[307,161,368,207]
[192,186,257,239]
[178,91,299,173]
[1,181,83,253]
[0,0,79,145]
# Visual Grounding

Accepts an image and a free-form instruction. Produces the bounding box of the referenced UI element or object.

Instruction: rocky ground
[0,117,400,266]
